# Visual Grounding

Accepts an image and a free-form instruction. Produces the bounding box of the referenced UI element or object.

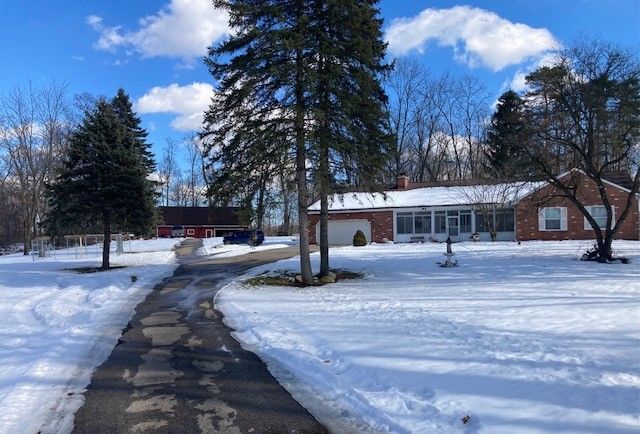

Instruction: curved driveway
[72,238,326,434]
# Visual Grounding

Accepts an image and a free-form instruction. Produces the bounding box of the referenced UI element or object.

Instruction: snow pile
[0,238,181,433]
[217,240,640,433]
[200,235,298,258]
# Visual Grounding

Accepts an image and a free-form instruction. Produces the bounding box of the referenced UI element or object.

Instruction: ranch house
[308,171,639,245]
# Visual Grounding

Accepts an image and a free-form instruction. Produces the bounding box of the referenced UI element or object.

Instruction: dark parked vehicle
[171,225,185,238]
[223,230,265,246]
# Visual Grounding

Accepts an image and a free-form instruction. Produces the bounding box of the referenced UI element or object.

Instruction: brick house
[308,170,639,245]
[156,206,245,238]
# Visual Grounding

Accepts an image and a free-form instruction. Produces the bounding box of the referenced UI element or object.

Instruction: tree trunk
[319,158,329,277]
[294,42,313,285]
[256,181,265,230]
[280,170,291,235]
[102,213,111,270]
[22,207,33,255]
[596,229,614,261]
[22,223,30,255]
[602,233,613,260]
[318,48,330,278]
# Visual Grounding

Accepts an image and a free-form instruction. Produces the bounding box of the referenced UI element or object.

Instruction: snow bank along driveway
[0,238,181,433]
[200,235,298,257]
[216,240,640,434]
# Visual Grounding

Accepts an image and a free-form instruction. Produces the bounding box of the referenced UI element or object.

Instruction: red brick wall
[308,211,394,244]
[516,176,639,241]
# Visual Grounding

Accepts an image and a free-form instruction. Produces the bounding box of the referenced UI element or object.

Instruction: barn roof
[157,206,241,226]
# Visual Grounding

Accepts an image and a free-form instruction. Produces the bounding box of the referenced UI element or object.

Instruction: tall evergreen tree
[111,88,156,174]
[312,0,392,277]
[45,94,156,270]
[485,90,527,178]
[204,0,316,284]
[204,0,391,282]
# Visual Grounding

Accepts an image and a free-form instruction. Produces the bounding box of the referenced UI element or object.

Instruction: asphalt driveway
[72,238,326,434]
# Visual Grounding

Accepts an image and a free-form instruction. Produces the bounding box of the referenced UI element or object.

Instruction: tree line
[0,3,637,269]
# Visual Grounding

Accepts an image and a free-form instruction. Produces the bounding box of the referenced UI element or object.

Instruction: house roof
[309,181,546,212]
[158,206,242,226]
[602,171,635,191]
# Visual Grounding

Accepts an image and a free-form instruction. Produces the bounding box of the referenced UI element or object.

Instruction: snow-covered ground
[0,238,181,434]
[216,240,640,434]
[199,235,298,257]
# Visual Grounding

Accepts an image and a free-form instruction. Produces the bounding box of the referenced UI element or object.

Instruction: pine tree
[312,0,391,277]
[205,0,391,281]
[45,94,156,270]
[204,0,316,284]
[110,89,158,234]
[111,88,156,174]
[485,90,527,178]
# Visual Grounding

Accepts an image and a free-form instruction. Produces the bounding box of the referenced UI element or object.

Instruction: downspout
[513,202,518,242]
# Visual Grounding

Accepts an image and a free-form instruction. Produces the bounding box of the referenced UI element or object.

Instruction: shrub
[353,230,367,246]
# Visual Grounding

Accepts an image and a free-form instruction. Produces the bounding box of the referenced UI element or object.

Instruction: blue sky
[1,0,638,164]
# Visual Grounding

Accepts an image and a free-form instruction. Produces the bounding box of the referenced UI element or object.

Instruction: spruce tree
[205,0,391,281]
[312,0,391,277]
[45,94,156,270]
[204,0,316,284]
[485,90,527,177]
[111,88,156,174]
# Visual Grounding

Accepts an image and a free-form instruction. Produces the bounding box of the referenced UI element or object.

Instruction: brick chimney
[396,174,410,189]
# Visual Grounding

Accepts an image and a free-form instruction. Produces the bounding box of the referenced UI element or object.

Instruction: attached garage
[316,219,371,245]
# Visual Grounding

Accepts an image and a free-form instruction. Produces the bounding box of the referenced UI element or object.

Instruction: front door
[447,216,459,241]
[205,229,213,238]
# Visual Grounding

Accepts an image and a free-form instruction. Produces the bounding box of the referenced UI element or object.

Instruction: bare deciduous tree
[463,182,528,241]
[385,61,491,184]
[184,133,205,207]
[522,39,640,260]
[159,139,178,206]
[0,82,71,253]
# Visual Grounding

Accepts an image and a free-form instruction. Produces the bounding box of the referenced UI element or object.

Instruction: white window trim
[539,207,567,231]
[187,228,195,235]
[584,205,615,230]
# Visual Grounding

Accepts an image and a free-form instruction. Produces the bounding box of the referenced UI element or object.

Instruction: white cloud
[135,82,214,131]
[87,0,229,59]
[386,6,558,71]
[502,52,561,94]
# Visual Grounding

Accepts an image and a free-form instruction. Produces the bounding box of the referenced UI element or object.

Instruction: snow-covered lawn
[0,238,181,433]
[200,235,298,257]
[216,240,640,434]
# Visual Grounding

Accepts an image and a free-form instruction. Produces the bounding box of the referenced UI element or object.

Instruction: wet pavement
[72,238,326,434]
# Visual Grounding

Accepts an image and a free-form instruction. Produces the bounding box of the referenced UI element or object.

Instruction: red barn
[156,206,245,238]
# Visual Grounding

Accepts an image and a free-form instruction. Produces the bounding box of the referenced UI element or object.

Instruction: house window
[459,211,472,233]
[397,212,413,234]
[584,205,614,229]
[414,212,431,234]
[495,209,515,232]
[475,211,492,232]
[187,228,195,235]
[540,207,566,231]
[434,211,446,233]
[544,208,561,230]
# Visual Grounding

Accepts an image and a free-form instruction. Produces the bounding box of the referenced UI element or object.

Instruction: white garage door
[316,219,372,246]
